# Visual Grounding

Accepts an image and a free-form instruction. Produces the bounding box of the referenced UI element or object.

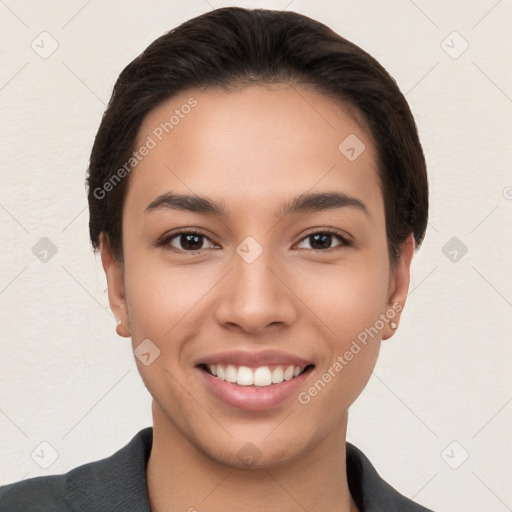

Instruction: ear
[382,233,415,340]
[100,233,131,338]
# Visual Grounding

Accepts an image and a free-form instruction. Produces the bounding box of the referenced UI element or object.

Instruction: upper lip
[195,349,314,368]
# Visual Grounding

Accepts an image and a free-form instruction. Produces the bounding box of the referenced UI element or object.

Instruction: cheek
[294,259,387,394]
[123,256,213,342]
[293,267,385,415]
[294,255,389,333]
[122,259,206,416]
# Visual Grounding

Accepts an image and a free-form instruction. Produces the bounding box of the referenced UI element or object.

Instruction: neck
[146,402,358,512]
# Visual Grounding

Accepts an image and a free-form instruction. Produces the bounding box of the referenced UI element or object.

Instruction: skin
[101,83,414,512]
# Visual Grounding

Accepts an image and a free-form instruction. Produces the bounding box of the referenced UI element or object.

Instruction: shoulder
[0,428,153,512]
[346,442,436,511]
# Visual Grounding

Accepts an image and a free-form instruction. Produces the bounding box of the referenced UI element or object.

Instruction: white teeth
[271,366,284,384]
[254,367,272,386]
[225,364,237,383]
[205,363,306,387]
[283,365,294,381]
[237,366,254,386]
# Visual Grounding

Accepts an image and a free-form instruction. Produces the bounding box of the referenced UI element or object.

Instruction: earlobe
[116,318,129,337]
[382,233,415,340]
[99,233,131,338]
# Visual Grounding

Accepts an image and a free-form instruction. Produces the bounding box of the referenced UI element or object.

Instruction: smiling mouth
[198,363,315,387]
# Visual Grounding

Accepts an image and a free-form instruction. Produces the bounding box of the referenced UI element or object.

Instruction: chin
[203,434,311,472]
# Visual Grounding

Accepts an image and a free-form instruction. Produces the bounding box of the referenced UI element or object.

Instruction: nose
[214,247,298,335]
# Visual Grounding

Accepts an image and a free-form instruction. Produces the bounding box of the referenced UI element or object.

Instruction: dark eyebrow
[145,192,226,216]
[145,191,368,217]
[279,192,368,217]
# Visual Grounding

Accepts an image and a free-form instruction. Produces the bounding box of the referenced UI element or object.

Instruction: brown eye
[162,231,215,251]
[296,231,350,251]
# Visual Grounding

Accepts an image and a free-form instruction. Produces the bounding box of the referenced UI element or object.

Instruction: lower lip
[197,367,313,411]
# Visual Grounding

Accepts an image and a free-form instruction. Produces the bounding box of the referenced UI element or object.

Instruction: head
[87,7,428,468]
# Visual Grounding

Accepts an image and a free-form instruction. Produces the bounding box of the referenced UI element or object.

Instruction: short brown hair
[87,7,428,264]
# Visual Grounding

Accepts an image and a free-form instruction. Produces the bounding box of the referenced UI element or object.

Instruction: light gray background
[1,1,511,511]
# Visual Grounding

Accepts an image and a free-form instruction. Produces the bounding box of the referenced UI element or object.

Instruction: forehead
[128,84,383,217]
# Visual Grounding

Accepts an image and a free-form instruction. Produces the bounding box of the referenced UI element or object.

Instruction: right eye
[159,231,217,252]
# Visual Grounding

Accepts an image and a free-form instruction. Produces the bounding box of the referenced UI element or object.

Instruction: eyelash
[156,228,352,253]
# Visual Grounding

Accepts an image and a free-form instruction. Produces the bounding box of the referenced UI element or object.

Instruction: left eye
[296,232,349,251]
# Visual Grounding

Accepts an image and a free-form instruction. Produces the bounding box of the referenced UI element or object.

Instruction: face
[102,83,413,469]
